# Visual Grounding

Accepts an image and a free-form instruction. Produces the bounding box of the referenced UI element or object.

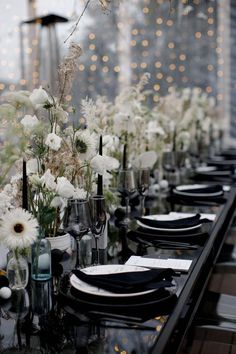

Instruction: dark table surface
[1,185,236,354]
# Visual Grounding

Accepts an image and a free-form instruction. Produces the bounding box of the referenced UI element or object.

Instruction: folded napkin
[195,170,232,177]
[72,268,175,294]
[173,185,223,195]
[207,159,236,167]
[167,194,226,206]
[128,226,210,244]
[136,214,211,230]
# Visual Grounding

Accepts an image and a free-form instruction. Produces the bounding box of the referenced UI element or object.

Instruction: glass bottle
[31,231,52,281]
[7,250,29,290]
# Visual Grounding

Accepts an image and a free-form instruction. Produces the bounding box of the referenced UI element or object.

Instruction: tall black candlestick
[97,135,103,195]
[123,144,127,170]
[22,159,28,210]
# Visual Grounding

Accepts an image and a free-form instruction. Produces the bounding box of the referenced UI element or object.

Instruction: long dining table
[1,181,236,353]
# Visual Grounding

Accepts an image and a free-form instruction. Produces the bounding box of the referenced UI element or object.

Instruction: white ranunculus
[73,187,87,200]
[29,86,50,106]
[51,107,68,124]
[45,133,62,151]
[21,115,39,132]
[90,155,119,175]
[41,169,56,191]
[56,177,75,198]
[27,158,40,174]
[50,196,66,209]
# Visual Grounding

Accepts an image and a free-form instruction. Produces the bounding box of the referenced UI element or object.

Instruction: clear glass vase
[31,238,52,281]
[7,250,29,290]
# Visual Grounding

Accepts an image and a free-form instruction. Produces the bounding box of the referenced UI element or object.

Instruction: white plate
[196,169,231,176]
[173,184,223,197]
[196,166,216,173]
[70,264,157,297]
[136,214,202,232]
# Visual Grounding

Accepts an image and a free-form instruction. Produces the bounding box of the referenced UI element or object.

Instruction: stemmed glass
[162,151,186,187]
[137,168,150,216]
[89,195,107,265]
[162,152,180,187]
[117,169,137,223]
[63,199,91,269]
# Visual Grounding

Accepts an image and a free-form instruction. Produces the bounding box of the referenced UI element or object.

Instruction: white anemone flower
[20,115,39,133]
[0,208,38,250]
[45,132,62,151]
[91,155,119,175]
[51,196,67,210]
[56,177,75,198]
[27,158,40,174]
[41,169,57,191]
[74,130,96,160]
[29,86,50,106]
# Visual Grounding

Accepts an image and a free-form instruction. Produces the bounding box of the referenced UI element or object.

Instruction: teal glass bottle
[31,229,51,281]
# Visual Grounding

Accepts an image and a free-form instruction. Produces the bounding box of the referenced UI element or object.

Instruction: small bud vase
[31,229,52,281]
[7,250,29,290]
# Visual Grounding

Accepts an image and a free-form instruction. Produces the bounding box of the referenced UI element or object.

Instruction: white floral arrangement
[149,87,219,154]
[81,72,158,168]
[0,43,119,237]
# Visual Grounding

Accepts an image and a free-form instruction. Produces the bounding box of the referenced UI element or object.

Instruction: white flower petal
[0,208,38,250]
[45,133,62,151]
[20,115,39,132]
[29,86,50,106]
[56,177,75,198]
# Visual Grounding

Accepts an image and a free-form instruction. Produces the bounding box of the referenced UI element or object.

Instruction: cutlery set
[136,236,198,250]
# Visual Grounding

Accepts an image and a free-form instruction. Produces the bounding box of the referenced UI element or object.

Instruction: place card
[168,212,216,221]
[126,256,192,272]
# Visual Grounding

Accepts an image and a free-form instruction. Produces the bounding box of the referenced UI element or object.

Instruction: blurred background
[0,0,233,141]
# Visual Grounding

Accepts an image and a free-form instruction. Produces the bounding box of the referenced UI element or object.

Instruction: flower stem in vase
[31,228,51,281]
[7,249,29,290]
[13,249,24,288]
[97,135,103,195]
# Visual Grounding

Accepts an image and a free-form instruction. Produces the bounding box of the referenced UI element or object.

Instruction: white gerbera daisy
[0,208,38,250]
[74,130,96,160]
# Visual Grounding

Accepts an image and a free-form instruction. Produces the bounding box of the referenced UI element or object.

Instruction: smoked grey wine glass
[89,195,107,265]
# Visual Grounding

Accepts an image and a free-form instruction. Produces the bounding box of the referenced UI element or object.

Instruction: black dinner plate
[128,222,212,243]
[59,285,178,318]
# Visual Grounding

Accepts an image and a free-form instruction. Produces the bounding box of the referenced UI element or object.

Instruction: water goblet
[162,151,183,187]
[89,195,107,265]
[137,167,150,216]
[63,199,92,268]
[117,169,137,223]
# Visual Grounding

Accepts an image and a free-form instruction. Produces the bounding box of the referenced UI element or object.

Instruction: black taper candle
[122,132,128,170]
[122,143,127,170]
[97,135,103,195]
[22,159,28,210]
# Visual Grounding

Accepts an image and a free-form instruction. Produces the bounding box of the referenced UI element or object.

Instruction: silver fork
[136,237,198,250]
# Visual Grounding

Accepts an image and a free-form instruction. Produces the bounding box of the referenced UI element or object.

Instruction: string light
[0,0,220,101]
